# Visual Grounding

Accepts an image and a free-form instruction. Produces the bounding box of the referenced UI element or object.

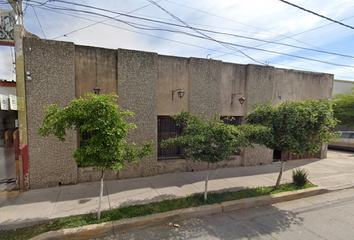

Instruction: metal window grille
[158,116,183,160]
[80,131,91,147]
[220,116,242,126]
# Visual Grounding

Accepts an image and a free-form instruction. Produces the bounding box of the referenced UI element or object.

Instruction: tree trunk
[204,162,210,201]
[275,159,285,190]
[97,169,105,220]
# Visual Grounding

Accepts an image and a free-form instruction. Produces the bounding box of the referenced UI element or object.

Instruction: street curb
[30,187,328,240]
[221,187,328,212]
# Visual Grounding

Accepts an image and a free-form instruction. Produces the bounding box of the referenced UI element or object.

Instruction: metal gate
[158,116,183,160]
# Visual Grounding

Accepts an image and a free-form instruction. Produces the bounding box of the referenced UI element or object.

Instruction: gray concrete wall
[117,49,158,179]
[333,79,353,95]
[75,45,118,98]
[22,39,336,187]
[158,55,189,115]
[24,38,77,188]
[243,65,275,166]
[273,69,333,104]
[189,58,222,118]
[220,62,246,116]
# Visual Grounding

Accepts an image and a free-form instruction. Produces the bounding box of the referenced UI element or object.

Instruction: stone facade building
[23,37,333,189]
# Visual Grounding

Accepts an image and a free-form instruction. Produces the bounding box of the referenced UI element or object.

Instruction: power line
[146,0,265,65]
[31,5,46,39]
[24,1,354,71]
[46,0,265,64]
[36,0,354,60]
[278,0,354,31]
[28,1,354,69]
[51,1,160,40]
[164,0,354,62]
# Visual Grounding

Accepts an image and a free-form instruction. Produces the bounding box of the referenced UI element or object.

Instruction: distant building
[0,79,17,146]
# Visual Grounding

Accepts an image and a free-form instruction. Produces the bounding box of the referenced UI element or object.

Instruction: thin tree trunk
[204,162,210,201]
[275,160,285,190]
[97,169,104,220]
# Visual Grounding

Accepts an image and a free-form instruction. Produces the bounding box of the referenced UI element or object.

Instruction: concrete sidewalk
[1,150,354,231]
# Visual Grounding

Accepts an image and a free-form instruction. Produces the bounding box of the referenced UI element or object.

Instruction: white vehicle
[328,131,354,151]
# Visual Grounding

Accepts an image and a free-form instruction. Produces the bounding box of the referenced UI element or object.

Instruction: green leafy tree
[38,93,153,219]
[332,87,354,127]
[161,111,272,200]
[246,99,339,189]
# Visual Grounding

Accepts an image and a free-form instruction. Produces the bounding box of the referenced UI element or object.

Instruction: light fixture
[94,87,100,95]
[238,97,245,105]
[172,88,185,100]
[276,90,282,100]
[93,50,100,95]
[231,93,245,105]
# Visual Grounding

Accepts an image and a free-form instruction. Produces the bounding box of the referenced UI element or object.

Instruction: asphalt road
[94,188,354,240]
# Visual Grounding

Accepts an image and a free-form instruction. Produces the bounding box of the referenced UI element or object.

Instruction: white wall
[333,80,353,95]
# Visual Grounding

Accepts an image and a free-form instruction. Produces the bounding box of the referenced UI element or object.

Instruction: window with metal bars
[220,116,242,155]
[158,116,183,160]
[80,131,91,147]
[220,116,242,126]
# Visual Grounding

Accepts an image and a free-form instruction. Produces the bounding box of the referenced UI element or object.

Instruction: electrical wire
[31,6,46,39]
[27,1,354,69]
[34,0,354,61]
[15,1,354,76]
[278,0,354,31]
[51,1,160,40]
[146,0,265,65]
[164,0,354,61]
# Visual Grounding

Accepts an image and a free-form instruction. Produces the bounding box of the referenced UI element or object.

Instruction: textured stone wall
[23,39,335,186]
[189,58,222,118]
[117,49,158,178]
[243,65,275,166]
[158,55,189,115]
[24,38,77,188]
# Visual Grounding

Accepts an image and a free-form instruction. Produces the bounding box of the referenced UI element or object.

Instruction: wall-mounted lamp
[238,97,245,105]
[276,90,282,100]
[172,88,185,100]
[231,93,245,105]
[25,71,32,81]
[94,87,100,95]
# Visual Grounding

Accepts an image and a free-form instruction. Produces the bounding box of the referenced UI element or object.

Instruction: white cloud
[1,0,354,81]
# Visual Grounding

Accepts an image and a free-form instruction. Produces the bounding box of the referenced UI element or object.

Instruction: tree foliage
[161,111,271,163]
[161,111,271,200]
[246,99,339,156]
[332,87,354,127]
[38,93,153,171]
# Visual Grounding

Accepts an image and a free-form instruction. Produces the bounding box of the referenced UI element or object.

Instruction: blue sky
[1,0,354,82]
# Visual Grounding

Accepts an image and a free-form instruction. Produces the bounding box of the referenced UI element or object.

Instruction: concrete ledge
[221,187,328,212]
[31,222,114,240]
[30,187,327,240]
[113,204,222,232]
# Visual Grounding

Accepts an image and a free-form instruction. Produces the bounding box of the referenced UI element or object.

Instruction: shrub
[292,168,308,187]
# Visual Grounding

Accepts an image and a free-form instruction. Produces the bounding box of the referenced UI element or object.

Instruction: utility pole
[8,0,29,190]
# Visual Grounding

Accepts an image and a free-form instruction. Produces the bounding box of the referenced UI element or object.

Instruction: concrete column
[189,58,222,118]
[243,64,274,166]
[24,38,77,188]
[117,49,158,178]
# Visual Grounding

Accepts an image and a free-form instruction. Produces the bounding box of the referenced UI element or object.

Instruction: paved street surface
[0,150,354,230]
[96,188,354,240]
